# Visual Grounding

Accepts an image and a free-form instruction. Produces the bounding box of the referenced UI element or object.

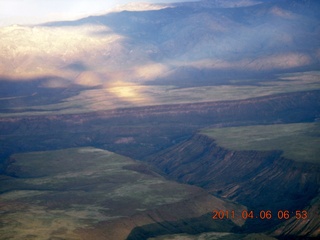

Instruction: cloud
[175,53,312,72]
[0,24,123,78]
[133,63,169,81]
[74,71,103,87]
[0,0,192,26]
[270,7,296,19]
[242,53,312,70]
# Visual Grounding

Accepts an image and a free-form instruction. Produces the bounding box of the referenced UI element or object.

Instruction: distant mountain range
[0,0,319,86]
[0,1,319,239]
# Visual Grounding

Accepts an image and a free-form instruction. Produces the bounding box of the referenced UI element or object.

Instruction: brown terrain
[1,90,319,162]
[1,89,320,238]
[0,0,319,239]
[1,147,246,240]
[76,193,246,240]
[272,196,320,238]
[147,133,320,236]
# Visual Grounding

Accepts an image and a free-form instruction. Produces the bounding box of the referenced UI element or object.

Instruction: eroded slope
[147,129,320,236]
[272,196,320,238]
[0,147,246,240]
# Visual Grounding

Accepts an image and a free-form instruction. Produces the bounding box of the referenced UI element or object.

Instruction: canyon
[1,89,320,239]
[1,0,319,239]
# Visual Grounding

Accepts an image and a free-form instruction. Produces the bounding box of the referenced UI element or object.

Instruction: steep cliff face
[147,134,320,234]
[1,90,320,165]
[272,196,320,238]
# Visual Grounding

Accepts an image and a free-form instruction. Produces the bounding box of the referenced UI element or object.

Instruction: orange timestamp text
[212,210,308,220]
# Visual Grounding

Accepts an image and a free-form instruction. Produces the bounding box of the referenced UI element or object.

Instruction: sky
[0,0,195,27]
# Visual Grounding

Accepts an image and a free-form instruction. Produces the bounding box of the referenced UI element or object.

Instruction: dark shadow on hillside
[126,213,241,240]
[0,76,96,112]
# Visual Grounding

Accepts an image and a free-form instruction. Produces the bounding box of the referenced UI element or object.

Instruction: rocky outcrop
[147,134,320,234]
[1,90,320,163]
[272,196,320,238]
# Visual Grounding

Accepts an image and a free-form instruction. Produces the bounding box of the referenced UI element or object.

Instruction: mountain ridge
[1,0,319,83]
[147,133,320,236]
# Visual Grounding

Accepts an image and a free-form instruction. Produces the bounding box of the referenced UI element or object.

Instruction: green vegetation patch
[0,147,203,240]
[201,122,320,164]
